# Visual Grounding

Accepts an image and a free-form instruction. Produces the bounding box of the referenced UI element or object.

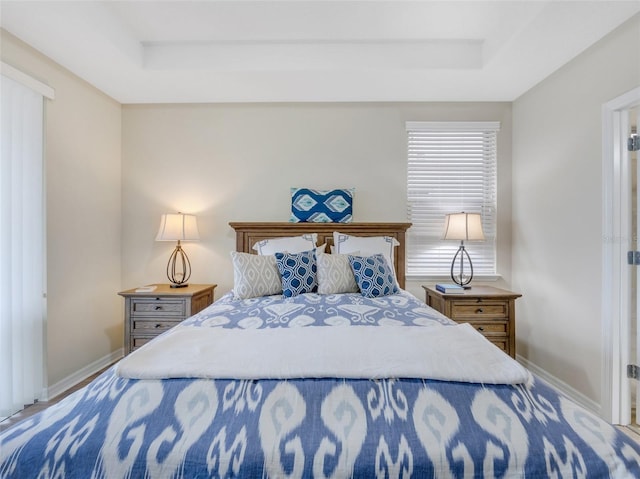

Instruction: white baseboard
[517,354,602,417]
[43,348,123,401]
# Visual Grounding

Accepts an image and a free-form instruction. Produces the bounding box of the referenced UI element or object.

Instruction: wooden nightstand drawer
[467,321,508,335]
[131,299,184,316]
[450,301,508,319]
[132,319,180,333]
[488,338,508,353]
[119,284,216,355]
[131,336,153,350]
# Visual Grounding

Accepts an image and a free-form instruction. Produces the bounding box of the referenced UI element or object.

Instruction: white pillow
[317,253,359,294]
[253,234,318,255]
[332,232,399,267]
[231,252,282,299]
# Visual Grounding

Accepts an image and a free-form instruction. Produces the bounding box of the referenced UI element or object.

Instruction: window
[406,121,499,277]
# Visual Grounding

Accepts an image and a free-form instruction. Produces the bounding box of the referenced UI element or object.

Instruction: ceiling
[1,1,639,104]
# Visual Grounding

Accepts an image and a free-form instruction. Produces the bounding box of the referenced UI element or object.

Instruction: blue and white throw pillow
[275,250,318,297]
[348,254,398,298]
[290,188,354,223]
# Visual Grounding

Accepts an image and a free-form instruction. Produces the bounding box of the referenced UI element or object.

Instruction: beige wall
[121,102,513,300]
[1,30,123,388]
[512,14,640,407]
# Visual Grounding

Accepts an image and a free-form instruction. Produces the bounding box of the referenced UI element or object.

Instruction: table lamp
[442,212,485,288]
[156,213,200,288]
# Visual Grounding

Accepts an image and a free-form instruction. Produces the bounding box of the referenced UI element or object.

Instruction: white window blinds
[0,71,48,419]
[406,121,499,277]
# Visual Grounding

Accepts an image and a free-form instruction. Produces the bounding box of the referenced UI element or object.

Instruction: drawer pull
[154,323,161,329]
[475,308,483,314]
[155,306,162,311]
[477,326,485,331]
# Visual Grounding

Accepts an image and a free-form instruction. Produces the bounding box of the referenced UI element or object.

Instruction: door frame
[602,86,640,424]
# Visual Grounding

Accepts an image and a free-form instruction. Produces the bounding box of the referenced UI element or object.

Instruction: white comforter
[116,323,529,385]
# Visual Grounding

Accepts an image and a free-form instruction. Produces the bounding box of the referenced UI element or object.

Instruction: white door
[602,87,640,425]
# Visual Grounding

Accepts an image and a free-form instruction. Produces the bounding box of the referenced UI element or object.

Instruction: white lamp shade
[156,213,200,241]
[442,212,485,241]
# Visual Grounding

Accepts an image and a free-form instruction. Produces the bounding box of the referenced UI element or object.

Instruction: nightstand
[422,285,521,358]
[119,283,216,354]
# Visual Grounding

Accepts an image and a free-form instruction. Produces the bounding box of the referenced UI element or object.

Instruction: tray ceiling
[1,1,638,103]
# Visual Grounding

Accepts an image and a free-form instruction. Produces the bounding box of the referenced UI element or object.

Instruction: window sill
[406,274,502,283]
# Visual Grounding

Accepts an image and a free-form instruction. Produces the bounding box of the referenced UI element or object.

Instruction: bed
[1,221,639,478]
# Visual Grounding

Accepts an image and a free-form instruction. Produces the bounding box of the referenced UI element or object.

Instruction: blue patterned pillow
[290,188,354,223]
[348,254,398,298]
[275,250,318,297]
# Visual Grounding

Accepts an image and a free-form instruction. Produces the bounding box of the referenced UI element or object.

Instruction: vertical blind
[0,73,46,419]
[406,121,499,277]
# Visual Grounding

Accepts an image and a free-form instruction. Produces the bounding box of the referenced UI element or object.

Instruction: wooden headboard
[229,222,412,289]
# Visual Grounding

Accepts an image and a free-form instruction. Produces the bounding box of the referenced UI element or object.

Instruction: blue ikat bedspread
[1,291,639,478]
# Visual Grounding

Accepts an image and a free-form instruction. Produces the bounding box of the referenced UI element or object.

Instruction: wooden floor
[0,364,114,433]
[619,424,640,443]
[2,367,640,445]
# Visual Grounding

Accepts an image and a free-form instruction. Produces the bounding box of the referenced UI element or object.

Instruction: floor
[0,364,113,433]
[620,424,640,443]
[624,409,640,443]
[2,369,640,445]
